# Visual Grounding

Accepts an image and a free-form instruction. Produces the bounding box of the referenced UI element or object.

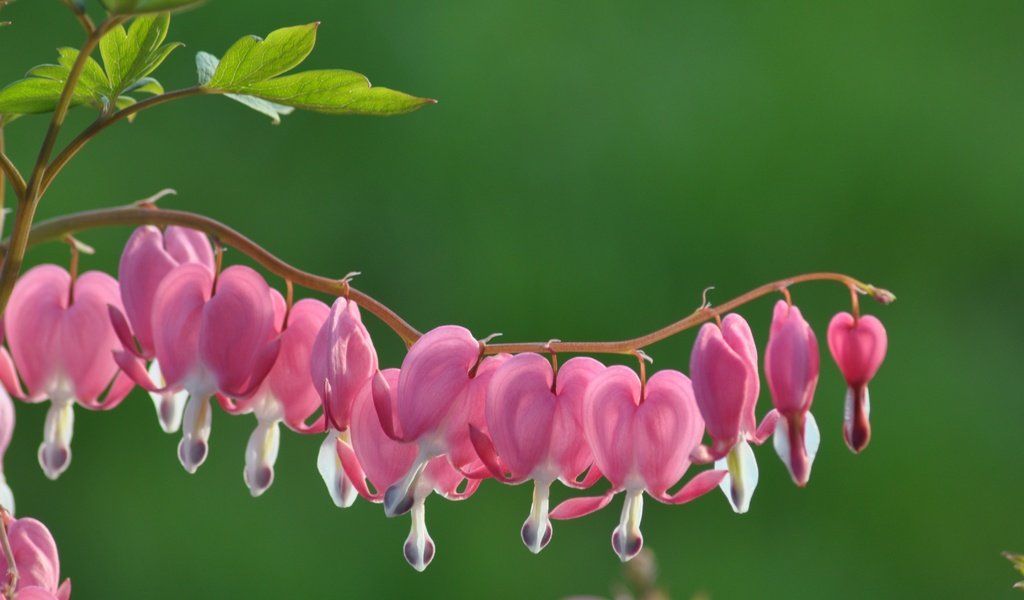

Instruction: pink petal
[118,226,180,357]
[690,322,748,453]
[550,357,604,482]
[764,301,819,414]
[634,370,704,497]
[199,266,278,396]
[550,492,616,520]
[350,369,418,492]
[59,271,123,405]
[2,517,61,592]
[750,408,780,445]
[468,424,506,480]
[151,263,212,391]
[827,312,887,387]
[720,313,760,434]
[163,226,214,268]
[372,370,403,442]
[396,326,479,441]
[654,468,728,505]
[6,265,68,400]
[444,354,509,471]
[583,366,640,489]
[484,352,556,477]
[12,587,59,600]
[310,298,378,431]
[265,299,330,431]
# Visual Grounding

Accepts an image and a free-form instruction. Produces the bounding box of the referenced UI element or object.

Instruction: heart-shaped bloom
[5,265,134,480]
[308,297,378,506]
[375,326,506,518]
[550,367,725,562]
[218,299,329,496]
[0,515,71,600]
[337,368,480,571]
[827,312,887,453]
[117,225,214,433]
[690,314,778,513]
[765,300,820,487]
[114,264,280,473]
[472,353,604,553]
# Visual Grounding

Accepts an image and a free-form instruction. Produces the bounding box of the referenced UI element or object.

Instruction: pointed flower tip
[383,483,415,518]
[611,526,643,563]
[521,518,552,555]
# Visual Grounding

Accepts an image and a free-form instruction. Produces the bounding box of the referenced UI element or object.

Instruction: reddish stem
[0,204,895,354]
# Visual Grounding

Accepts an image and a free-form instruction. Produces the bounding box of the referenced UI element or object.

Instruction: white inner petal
[316,429,357,508]
[716,437,759,514]
[244,417,281,497]
[148,360,188,433]
[178,394,212,474]
[38,398,74,480]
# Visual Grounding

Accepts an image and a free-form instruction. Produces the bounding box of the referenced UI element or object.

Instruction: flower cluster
[0,226,889,572]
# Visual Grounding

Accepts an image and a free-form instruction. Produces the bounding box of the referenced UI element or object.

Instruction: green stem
[41,87,210,195]
[0,17,126,317]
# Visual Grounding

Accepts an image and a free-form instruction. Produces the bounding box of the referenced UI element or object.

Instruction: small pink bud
[309,297,378,432]
[765,300,820,486]
[827,312,887,453]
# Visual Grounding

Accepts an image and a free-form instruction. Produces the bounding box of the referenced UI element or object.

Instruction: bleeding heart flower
[690,314,778,513]
[308,297,377,506]
[375,326,505,519]
[5,265,134,480]
[827,312,887,453]
[117,225,214,433]
[765,300,821,487]
[114,264,280,474]
[471,353,604,553]
[337,368,479,571]
[218,299,329,496]
[550,367,725,562]
[0,515,71,600]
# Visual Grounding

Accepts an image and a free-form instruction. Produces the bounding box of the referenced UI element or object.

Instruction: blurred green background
[1,1,1022,598]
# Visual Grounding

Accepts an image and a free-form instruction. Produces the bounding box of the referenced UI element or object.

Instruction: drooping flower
[550,367,725,562]
[472,352,604,553]
[308,297,377,507]
[764,300,820,487]
[114,264,280,473]
[0,515,71,600]
[337,368,480,571]
[690,314,778,513]
[218,299,329,496]
[827,312,887,453]
[116,225,214,433]
[374,326,506,518]
[5,265,134,480]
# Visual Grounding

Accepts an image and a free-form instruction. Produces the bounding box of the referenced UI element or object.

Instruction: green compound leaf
[198,23,433,120]
[242,70,436,116]
[101,0,204,15]
[196,51,294,124]
[100,13,181,97]
[206,23,318,90]
[0,77,94,114]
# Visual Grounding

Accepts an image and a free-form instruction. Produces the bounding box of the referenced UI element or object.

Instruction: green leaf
[0,77,94,114]
[128,77,164,96]
[241,70,436,116]
[100,13,181,96]
[206,23,318,90]
[196,51,294,124]
[101,0,204,15]
[25,48,107,103]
